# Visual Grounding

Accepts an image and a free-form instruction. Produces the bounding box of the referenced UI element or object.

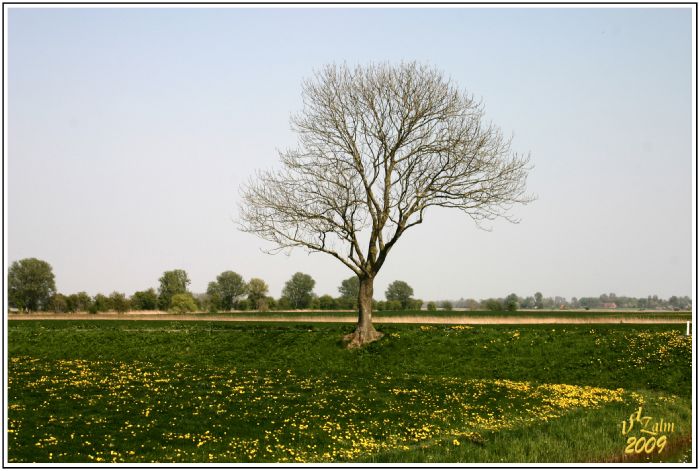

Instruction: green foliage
[7,322,691,463]
[484,299,503,311]
[385,300,402,311]
[66,292,92,312]
[237,299,251,311]
[263,297,277,311]
[310,296,321,310]
[385,281,414,310]
[158,270,191,310]
[109,292,130,314]
[440,301,453,311]
[504,293,519,312]
[318,295,336,310]
[168,293,198,314]
[8,258,56,311]
[47,293,68,313]
[130,289,158,310]
[336,296,356,310]
[338,276,360,302]
[427,302,437,311]
[277,297,291,310]
[247,278,269,310]
[209,271,247,311]
[206,281,223,312]
[282,272,316,309]
[92,294,112,313]
[534,292,544,310]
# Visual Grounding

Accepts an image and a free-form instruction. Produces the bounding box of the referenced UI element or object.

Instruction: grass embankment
[7,321,692,463]
[177,309,692,319]
[10,309,692,321]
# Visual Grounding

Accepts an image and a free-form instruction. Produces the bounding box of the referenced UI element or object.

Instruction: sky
[6,6,694,301]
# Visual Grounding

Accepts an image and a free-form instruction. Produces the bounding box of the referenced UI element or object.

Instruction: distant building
[602,302,617,309]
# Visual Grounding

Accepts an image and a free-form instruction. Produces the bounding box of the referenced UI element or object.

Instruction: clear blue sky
[7,6,693,300]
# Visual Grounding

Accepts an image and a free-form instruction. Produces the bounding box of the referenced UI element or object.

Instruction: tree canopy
[208,271,247,311]
[240,63,531,346]
[8,258,56,311]
[385,280,415,310]
[247,278,269,310]
[281,272,316,309]
[158,269,191,310]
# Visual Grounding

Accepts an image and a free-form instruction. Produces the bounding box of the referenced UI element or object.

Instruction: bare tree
[240,62,532,347]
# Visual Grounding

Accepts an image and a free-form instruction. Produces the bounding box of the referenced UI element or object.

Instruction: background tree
[8,258,56,311]
[158,269,190,310]
[205,281,223,312]
[534,292,544,310]
[67,292,92,312]
[47,293,68,313]
[109,292,130,314]
[277,296,291,311]
[440,300,453,311]
[338,277,360,302]
[465,299,480,310]
[385,281,414,310]
[240,62,531,346]
[427,301,437,311]
[130,288,158,310]
[246,278,269,310]
[504,293,519,312]
[318,294,337,310]
[520,296,535,309]
[169,293,198,314]
[484,299,503,311]
[209,271,247,311]
[385,300,402,311]
[92,293,112,312]
[281,272,316,309]
[310,296,321,310]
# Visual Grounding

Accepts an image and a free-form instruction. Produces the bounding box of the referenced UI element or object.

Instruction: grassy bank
[10,309,692,320]
[7,321,692,463]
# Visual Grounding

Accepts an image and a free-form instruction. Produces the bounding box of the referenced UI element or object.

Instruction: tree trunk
[343,275,383,348]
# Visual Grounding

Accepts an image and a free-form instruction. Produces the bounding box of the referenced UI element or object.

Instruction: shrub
[440,301,453,311]
[109,292,130,314]
[427,302,437,311]
[310,296,321,310]
[504,293,519,312]
[484,299,503,311]
[277,297,291,310]
[386,300,402,311]
[237,299,250,311]
[318,295,336,310]
[169,293,198,314]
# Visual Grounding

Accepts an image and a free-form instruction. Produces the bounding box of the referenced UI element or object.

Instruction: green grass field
[172,309,692,319]
[7,321,692,463]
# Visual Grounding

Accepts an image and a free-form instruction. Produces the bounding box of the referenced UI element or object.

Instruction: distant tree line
[441,292,692,312]
[8,258,691,314]
[7,258,425,313]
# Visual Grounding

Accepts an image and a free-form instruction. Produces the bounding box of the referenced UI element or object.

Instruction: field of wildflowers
[7,321,692,463]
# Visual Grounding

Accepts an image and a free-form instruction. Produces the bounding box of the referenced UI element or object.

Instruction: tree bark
[343,275,383,348]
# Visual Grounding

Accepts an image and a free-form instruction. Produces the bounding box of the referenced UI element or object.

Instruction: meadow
[141,309,693,319]
[7,320,693,463]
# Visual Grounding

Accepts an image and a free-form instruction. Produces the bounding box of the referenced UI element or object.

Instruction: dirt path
[7,313,690,324]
